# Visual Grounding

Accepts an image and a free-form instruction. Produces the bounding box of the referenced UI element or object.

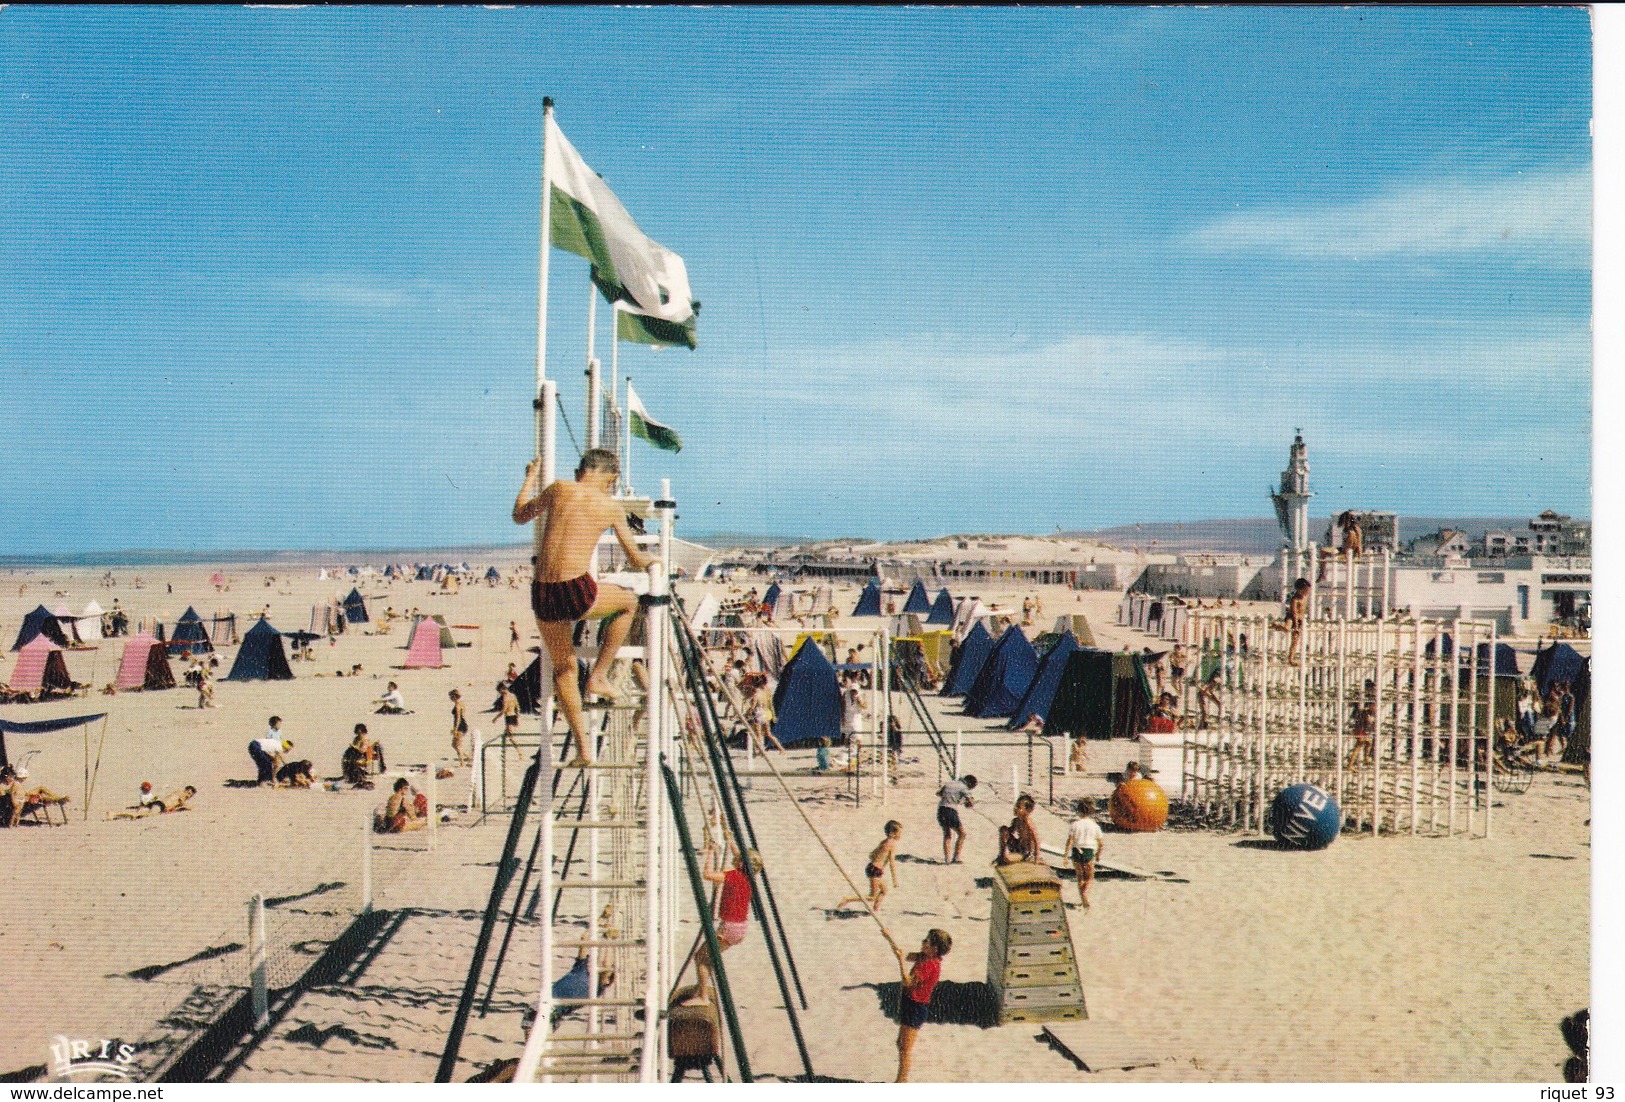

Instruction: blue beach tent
[943,620,996,697]
[343,588,370,624]
[169,607,214,655]
[12,606,69,651]
[1532,642,1585,696]
[927,589,955,626]
[964,627,1040,718]
[852,581,882,617]
[902,580,932,615]
[771,639,842,746]
[225,619,294,682]
[762,582,782,608]
[1007,631,1080,729]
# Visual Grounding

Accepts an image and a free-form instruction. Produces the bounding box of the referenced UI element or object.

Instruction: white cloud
[1184,170,1591,268]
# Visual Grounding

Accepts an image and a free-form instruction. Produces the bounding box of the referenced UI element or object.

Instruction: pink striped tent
[115,634,176,691]
[8,635,73,696]
[403,617,445,669]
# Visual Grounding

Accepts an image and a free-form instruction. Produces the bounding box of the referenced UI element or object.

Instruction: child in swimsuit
[513,448,655,767]
[835,820,901,912]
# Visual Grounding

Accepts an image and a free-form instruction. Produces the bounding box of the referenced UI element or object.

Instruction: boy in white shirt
[1064,797,1104,909]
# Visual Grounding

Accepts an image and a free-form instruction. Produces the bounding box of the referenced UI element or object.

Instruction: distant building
[1405,528,1472,561]
[1390,553,1590,634]
[1483,510,1590,558]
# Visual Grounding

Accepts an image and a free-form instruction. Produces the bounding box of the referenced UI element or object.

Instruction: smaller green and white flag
[626,381,682,453]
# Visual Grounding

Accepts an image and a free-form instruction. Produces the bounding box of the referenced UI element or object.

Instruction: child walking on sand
[513,449,655,768]
[894,928,952,1082]
[1064,798,1104,908]
[836,820,901,912]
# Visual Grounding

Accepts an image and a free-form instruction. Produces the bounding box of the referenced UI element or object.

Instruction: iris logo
[48,1036,137,1081]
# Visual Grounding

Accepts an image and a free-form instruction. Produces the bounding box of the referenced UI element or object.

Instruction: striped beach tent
[115,634,175,691]
[8,636,73,696]
[403,617,446,669]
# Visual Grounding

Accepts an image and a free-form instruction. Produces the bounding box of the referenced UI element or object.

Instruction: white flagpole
[586,279,602,449]
[536,98,558,506]
[611,305,624,492]
[623,375,633,497]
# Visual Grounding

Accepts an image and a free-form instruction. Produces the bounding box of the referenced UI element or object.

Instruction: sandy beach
[0,560,1588,1083]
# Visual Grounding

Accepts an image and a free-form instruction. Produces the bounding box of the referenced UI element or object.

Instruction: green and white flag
[626,381,682,453]
[547,116,698,340]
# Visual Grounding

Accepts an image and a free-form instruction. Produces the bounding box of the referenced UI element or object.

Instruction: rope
[555,392,584,460]
[684,635,901,954]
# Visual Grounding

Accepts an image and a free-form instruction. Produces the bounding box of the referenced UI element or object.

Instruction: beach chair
[22,794,70,826]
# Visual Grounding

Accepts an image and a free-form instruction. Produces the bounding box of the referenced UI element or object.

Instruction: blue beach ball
[1269,784,1341,850]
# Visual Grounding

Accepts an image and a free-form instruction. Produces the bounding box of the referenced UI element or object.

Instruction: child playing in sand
[109,785,196,819]
[935,774,977,864]
[378,777,426,833]
[513,449,656,767]
[1064,797,1104,908]
[835,820,901,912]
[893,928,952,1082]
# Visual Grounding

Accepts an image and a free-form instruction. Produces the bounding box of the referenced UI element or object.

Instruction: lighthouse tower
[1270,431,1313,553]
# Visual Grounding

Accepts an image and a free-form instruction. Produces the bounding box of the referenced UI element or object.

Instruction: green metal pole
[662,757,752,1083]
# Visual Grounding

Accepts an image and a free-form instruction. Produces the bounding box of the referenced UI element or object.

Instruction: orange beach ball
[1109,778,1169,833]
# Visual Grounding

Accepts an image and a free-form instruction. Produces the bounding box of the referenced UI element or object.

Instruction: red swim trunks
[531,574,598,623]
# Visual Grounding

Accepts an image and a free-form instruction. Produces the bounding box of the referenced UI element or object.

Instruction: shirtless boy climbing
[513,448,656,767]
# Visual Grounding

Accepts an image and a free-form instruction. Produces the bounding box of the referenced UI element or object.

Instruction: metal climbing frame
[1175,609,1496,838]
[511,486,679,1082]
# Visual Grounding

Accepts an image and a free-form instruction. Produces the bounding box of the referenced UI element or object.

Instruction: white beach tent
[78,601,105,641]
[687,593,721,633]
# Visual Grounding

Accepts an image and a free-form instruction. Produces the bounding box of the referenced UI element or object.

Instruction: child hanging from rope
[835,820,901,912]
[893,928,952,1082]
[512,449,656,767]
[693,840,761,996]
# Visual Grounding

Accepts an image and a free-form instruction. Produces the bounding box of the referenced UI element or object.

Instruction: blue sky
[0,6,1593,552]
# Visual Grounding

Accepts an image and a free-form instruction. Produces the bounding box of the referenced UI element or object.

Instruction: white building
[1389,554,1590,635]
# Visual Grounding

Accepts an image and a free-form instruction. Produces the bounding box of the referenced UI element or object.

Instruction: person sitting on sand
[835,820,901,912]
[513,449,656,768]
[374,681,409,715]
[1069,736,1089,773]
[1147,692,1179,733]
[109,786,196,819]
[343,723,384,786]
[249,719,290,787]
[996,793,1040,866]
[814,736,832,773]
[377,777,427,833]
[277,759,315,788]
